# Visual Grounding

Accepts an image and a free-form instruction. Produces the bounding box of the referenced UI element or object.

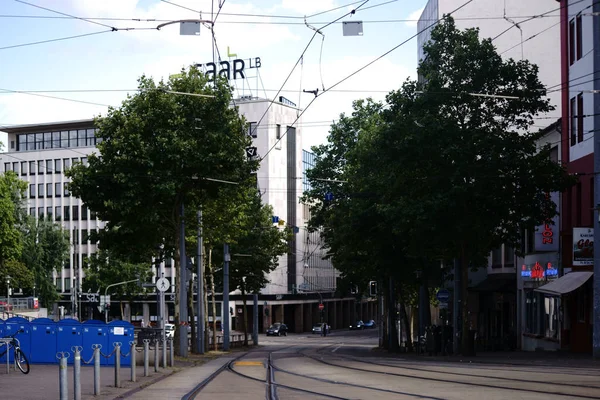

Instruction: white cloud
[405,7,425,27]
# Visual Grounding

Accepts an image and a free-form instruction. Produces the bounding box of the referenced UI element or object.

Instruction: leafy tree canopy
[0,171,27,266]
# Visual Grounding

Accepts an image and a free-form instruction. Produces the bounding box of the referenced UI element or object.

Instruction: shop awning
[534,271,593,296]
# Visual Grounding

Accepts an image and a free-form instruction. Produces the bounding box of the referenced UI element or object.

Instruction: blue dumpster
[30,318,57,364]
[108,321,134,366]
[3,317,31,363]
[0,319,4,363]
[57,319,82,365]
[82,320,109,366]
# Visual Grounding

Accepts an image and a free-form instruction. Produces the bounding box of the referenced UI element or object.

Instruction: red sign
[33,298,39,309]
[318,303,324,311]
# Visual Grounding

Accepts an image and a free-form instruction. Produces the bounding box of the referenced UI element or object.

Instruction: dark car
[363,320,376,329]
[266,323,288,336]
[349,320,365,330]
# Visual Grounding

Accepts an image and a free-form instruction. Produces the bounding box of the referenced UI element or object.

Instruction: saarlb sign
[196,57,261,80]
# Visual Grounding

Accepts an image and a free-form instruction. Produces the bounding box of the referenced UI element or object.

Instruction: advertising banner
[573,227,594,266]
[535,192,559,252]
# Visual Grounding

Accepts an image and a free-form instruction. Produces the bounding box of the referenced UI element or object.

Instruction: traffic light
[369,281,377,296]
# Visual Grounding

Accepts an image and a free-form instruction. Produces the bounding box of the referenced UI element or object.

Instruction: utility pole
[223,243,230,351]
[196,208,204,354]
[253,293,258,345]
[452,258,461,355]
[179,202,188,357]
[594,89,600,358]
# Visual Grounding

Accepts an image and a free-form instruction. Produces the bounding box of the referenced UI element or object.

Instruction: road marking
[234,361,264,366]
[332,345,343,353]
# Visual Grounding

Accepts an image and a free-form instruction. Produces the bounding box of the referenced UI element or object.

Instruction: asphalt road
[198,328,600,400]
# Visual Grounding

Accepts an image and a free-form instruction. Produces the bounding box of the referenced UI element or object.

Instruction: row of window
[16,129,100,152]
[247,122,283,150]
[4,157,88,175]
[570,93,584,146]
[29,205,96,222]
[29,182,71,198]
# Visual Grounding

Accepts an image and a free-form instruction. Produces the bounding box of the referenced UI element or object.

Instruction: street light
[6,275,11,310]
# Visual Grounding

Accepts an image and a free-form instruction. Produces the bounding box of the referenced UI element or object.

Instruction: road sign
[439,301,449,309]
[436,289,450,302]
[156,277,170,292]
[318,303,324,311]
[325,192,334,201]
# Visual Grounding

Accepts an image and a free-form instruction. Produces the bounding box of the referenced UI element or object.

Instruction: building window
[81,157,88,166]
[570,97,577,146]
[491,247,502,268]
[81,205,88,221]
[55,278,61,291]
[29,207,35,216]
[72,205,79,220]
[64,182,70,197]
[64,278,71,292]
[55,182,61,197]
[503,245,514,268]
[90,210,97,220]
[576,14,582,61]
[46,206,52,219]
[46,159,52,173]
[275,124,282,150]
[29,161,35,175]
[52,132,60,148]
[38,183,44,198]
[54,159,62,173]
[55,206,62,221]
[577,93,584,143]
[569,18,576,65]
[63,158,71,171]
[46,183,53,197]
[248,122,258,138]
[29,184,35,198]
[38,207,44,219]
[3,163,10,172]
[64,206,70,221]
[12,162,19,175]
[82,229,88,244]
[20,161,27,176]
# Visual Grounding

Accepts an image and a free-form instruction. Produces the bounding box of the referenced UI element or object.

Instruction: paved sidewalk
[122,356,237,400]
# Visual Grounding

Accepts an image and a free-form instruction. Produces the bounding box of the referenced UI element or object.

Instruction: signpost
[436,289,450,309]
[318,303,324,311]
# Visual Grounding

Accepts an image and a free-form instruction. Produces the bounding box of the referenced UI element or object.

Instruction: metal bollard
[114,343,121,388]
[57,352,69,400]
[154,340,159,372]
[169,338,175,367]
[162,338,167,369]
[130,342,136,382]
[93,346,101,395]
[72,346,82,400]
[143,340,149,377]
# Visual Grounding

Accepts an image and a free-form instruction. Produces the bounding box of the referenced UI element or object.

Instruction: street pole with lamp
[6,275,11,311]
[104,279,140,323]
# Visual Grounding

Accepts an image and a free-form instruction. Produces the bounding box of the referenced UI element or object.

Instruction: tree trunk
[208,248,218,351]
[242,287,248,346]
[398,286,412,352]
[120,300,124,320]
[203,260,209,353]
[174,235,181,356]
[460,249,471,356]
[189,276,196,353]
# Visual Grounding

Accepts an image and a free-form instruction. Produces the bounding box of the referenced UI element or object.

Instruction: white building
[417,0,562,121]
[0,96,339,304]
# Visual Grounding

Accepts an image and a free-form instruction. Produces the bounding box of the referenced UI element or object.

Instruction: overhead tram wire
[0,30,113,51]
[248,0,372,143]
[14,0,118,30]
[260,0,477,162]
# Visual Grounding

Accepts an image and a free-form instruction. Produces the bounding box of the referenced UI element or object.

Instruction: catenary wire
[260,0,477,162]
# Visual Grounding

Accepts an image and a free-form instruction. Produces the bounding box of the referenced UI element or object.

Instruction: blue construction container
[56,319,82,365]
[30,318,57,364]
[82,320,109,366]
[107,321,134,366]
[3,317,31,363]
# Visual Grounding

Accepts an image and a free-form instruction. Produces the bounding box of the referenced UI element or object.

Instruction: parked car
[363,320,376,329]
[349,320,365,330]
[312,323,330,334]
[165,323,175,338]
[266,323,288,336]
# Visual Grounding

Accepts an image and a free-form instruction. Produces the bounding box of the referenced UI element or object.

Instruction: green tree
[67,66,257,354]
[0,259,34,297]
[82,249,151,320]
[21,217,70,308]
[364,17,574,353]
[0,171,27,271]
[229,195,291,345]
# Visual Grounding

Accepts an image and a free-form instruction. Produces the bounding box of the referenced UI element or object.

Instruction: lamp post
[6,275,11,310]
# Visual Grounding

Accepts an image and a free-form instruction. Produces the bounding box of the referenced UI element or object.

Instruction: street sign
[156,277,170,292]
[318,303,324,311]
[439,302,449,309]
[436,289,450,302]
[325,192,334,201]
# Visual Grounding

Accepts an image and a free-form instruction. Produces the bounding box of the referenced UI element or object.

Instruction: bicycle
[0,329,30,374]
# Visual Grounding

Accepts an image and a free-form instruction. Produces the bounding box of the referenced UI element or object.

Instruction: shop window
[491,247,502,268]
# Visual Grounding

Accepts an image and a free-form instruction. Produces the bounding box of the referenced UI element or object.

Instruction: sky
[0,0,428,152]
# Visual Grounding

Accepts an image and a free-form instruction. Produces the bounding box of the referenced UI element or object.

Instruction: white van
[165,323,175,338]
